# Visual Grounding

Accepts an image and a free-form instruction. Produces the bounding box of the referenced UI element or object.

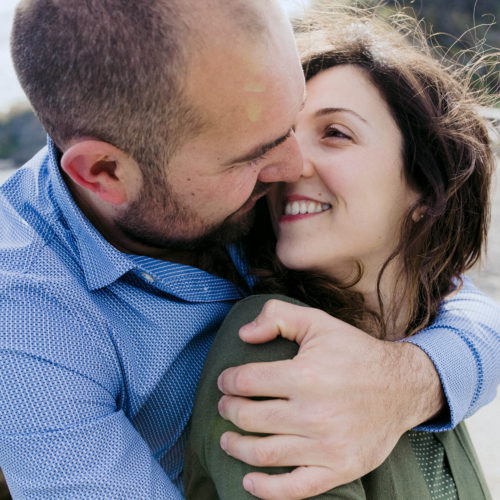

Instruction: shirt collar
[128,254,246,302]
[47,137,135,290]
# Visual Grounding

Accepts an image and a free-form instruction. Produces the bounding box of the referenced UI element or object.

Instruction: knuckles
[230,367,255,396]
[260,299,281,320]
[231,402,254,430]
[248,440,282,467]
[293,363,319,393]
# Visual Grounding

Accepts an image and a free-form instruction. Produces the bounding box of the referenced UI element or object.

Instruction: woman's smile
[281,194,332,221]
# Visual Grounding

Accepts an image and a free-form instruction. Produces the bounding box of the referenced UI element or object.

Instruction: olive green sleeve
[184,294,367,500]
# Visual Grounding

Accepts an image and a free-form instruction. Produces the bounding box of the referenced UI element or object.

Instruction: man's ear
[61,140,139,205]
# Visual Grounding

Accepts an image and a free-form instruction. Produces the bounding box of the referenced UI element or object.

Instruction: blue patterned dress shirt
[0,139,498,498]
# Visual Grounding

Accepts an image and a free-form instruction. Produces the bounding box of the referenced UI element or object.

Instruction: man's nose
[257,134,303,184]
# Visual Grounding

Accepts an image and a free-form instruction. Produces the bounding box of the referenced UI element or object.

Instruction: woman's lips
[281,195,332,221]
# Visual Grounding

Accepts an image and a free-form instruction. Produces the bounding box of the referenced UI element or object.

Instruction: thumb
[239,299,329,346]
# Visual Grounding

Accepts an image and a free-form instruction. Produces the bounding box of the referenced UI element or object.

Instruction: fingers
[220,432,316,468]
[218,359,297,398]
[243,467,337,500]
[218,396,307,436]
[220,432,343,499]
[220,430,390,499]
[239,299,331,345]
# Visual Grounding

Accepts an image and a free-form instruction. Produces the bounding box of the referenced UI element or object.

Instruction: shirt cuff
[404,326,479,432]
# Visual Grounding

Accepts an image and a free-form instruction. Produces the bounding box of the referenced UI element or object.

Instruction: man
[0,0,498,498]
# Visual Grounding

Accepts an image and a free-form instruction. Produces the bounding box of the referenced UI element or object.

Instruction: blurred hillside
[380,0,499,94]
[309,0,500,48]
[308,0,500,94]
[394,0,500,48]
[0,109,46,167]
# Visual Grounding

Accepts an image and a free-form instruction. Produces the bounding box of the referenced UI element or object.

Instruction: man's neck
[63,170,246,285]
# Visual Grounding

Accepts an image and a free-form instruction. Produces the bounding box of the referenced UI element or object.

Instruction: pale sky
[0,0,310,114]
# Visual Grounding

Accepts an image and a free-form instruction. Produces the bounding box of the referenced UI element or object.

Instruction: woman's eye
[323,126,351,140]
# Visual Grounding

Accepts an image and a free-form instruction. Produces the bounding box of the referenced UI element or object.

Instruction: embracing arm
[216,282,499,499]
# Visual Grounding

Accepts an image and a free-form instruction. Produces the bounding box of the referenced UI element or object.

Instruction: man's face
[116,6,305,250]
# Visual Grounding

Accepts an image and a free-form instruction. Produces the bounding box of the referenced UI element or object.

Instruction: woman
[184,6,497,499]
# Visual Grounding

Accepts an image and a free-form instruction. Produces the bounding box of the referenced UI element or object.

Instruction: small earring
[412,210,425,222]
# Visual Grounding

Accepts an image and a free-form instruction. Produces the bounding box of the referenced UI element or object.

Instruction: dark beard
[115,175,262,252]
[138,207,256,251]
[170,208,256,250]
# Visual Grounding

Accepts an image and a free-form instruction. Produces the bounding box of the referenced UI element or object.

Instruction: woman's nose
[295,130,316,179]
[300,155,316,178]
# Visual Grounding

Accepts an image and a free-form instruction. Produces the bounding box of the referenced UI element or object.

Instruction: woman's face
[269,64,420,283]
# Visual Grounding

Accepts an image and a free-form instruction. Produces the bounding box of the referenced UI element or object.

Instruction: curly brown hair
[244,5,496,338]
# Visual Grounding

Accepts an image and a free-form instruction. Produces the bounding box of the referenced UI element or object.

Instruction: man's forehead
[179,2,304,161]
[187,50,297,125]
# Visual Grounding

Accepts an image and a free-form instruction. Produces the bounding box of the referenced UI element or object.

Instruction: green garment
[184,295,491,499]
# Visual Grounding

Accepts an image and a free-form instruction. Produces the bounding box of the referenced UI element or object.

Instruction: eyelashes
[246,129,294,168]
[322,125,352,140]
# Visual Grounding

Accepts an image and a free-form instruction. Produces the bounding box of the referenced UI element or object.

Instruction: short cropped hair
[11,0,201,173]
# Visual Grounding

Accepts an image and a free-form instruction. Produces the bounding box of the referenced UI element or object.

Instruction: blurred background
[0,0,499,498]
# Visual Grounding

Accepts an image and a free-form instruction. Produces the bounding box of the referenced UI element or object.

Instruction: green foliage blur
[309,0,500,48]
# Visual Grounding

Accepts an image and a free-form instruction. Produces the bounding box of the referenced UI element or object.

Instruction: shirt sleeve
[405,277,500,431]
[0,284,183,499]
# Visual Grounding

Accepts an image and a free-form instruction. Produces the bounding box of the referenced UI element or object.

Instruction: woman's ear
[412,205,426,222]
[61,140,139,205]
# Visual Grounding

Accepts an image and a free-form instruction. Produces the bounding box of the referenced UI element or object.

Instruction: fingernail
[217,374,223,392]
[240,320,257,334]
[243,477,255,494]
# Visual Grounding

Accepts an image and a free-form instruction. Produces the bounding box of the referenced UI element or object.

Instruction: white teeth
[283,200,331,215]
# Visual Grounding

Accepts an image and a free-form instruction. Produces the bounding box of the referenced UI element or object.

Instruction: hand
[217,299,444,500]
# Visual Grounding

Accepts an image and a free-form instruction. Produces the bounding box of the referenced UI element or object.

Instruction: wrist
[390,341,445,430]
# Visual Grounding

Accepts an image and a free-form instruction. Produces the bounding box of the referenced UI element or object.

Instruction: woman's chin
[276,251,313,273]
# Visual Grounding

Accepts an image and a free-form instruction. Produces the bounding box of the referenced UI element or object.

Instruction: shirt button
[141,272,155,283]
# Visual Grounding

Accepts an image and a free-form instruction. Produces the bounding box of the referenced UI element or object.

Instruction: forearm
[212,291,499,497]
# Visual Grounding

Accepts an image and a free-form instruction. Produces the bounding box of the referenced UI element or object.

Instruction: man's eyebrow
[225,129,292,166]
[314,107,367,123]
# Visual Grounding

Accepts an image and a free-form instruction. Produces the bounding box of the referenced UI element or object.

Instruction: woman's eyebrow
[314,107,368,123]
